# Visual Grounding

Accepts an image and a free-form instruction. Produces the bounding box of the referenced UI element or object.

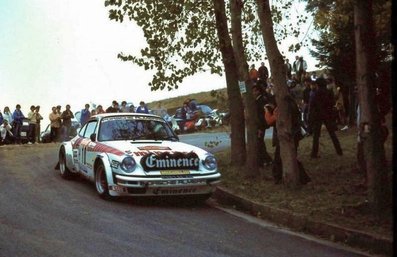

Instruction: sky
[0,0,317,127]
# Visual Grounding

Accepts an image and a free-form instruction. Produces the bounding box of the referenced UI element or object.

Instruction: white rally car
[56,113,221,200]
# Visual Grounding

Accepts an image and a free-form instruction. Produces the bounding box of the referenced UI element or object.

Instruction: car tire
[95,162,112,200]
[59,147,74,179]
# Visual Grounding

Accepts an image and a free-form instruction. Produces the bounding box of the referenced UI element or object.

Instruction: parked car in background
[150,108,180,134]
[173,104,229,133]
[19,118,30,143]
[40,118,80,143]
[56,113,220,200]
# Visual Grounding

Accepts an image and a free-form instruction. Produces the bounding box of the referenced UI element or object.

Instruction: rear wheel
[95,163,112,200]
[59,147,74,179]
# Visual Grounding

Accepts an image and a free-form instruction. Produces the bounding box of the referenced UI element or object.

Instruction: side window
[78,124,87,137]
[83,121,97,138]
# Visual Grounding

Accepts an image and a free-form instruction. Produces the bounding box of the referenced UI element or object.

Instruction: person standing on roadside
[309,77,343,158]
[96,105,105,114]
[3,107,13,125]
[296,56,307,84]
[285,58,292,79]
[49,107,62,142]
[264,96,311,185]
[106,100,120,113]
[61,104,74,141]
[301,78,312,133]
[249,64,258,83]
[257,62,269,88]
[120,101,130,113]
[252,84,274,167]
[34,106,43,143]
[136,101,149,114]
[80,104,91,125]
[12,104,25,144]
[0,120,15,145]
[27,105,38,144]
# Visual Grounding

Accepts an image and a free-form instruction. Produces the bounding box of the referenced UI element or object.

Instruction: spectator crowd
[0,100,148,146]
[247,54,389,185]
[2,55,390,187]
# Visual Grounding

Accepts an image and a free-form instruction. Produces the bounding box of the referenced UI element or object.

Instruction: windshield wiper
[163,135,178,141]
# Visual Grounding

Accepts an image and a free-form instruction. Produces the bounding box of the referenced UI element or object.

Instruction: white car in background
[56,113,221,200]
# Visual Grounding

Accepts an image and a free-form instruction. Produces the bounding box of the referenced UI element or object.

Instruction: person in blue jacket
[80,104,91,125]
[136,101,149,114]
[12,104,25,144]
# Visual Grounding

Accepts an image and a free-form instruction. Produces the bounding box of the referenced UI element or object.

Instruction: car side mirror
[90,133,96,142]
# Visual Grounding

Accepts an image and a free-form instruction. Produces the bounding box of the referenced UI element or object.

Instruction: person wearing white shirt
[3,106,13,125]
[0,120,15,145]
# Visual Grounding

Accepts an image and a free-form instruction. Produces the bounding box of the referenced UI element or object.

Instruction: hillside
[147,88,228,115]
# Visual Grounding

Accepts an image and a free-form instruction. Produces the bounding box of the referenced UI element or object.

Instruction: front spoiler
[108,173,221,196]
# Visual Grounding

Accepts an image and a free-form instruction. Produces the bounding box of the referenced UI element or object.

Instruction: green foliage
[105,1,311,91]
[106,1,223,91]
[305,0,391,70]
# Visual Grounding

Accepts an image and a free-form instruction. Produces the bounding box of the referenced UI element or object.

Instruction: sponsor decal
[89,142,124,156]
[137,146,171,151]
[160,170,190,175]
[153,188,197,195]
[141,151,200,171]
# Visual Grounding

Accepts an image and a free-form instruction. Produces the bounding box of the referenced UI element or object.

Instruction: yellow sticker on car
[160,170,190,175]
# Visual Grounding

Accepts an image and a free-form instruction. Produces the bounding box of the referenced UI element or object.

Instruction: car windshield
[98,116,177,142]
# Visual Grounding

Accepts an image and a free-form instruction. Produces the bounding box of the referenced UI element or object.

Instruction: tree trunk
[213,0,246,166]
[354,0,388,213]
[256,0,300,187]
[230,0,259,176]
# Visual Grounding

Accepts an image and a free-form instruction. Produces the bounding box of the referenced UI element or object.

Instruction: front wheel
[95,163,112,200]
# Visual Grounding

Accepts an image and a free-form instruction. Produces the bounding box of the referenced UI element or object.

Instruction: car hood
[100,140,209,158]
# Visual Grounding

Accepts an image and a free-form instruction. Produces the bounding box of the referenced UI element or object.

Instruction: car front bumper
[108,172,221,196]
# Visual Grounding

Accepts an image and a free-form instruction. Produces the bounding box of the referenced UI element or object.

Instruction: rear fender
[60,142,75,172]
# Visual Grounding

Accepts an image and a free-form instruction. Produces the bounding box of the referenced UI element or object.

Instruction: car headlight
[203,155,217,170]
[120,156,136,173]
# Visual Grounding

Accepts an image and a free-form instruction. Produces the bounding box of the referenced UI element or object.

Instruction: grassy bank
[215,120,393,237]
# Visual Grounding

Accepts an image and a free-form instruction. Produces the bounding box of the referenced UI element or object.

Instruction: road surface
[0,144,369,257]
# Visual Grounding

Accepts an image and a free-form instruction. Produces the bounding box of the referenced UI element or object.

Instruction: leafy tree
[306,0,391,211]
[306,0,391,124]
[256,0,302,187]
[105,0,310,183]
[354,0,389,214]
[105,0,247,166]
[212,0,247,166]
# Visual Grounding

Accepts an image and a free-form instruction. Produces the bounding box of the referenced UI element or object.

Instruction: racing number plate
[160,170,190,175]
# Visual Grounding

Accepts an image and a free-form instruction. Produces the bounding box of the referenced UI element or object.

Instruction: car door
[78,121,98,177]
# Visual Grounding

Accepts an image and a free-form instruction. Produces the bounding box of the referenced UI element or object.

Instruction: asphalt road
[0,144,368,257]
[178,128,273,153]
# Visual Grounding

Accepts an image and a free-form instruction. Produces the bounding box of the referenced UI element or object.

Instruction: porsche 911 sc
[56,113,221,200]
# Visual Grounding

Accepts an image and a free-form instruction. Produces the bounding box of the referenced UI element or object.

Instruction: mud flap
[54,162,60,170]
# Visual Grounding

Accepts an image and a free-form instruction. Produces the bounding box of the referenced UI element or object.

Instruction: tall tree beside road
[256,0,302,187]
[353,0,389,214]
[305,0,391,124]
[105,0,308,181]
[212,0,247,166]
[105,0,246,166]
[229,0,260,176]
